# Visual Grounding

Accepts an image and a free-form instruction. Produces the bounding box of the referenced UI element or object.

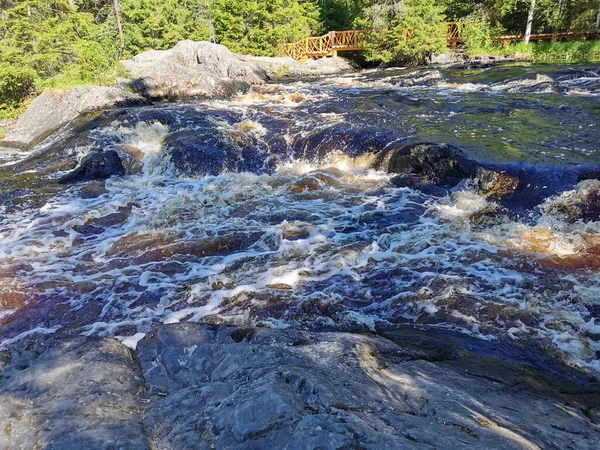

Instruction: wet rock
[469,204,520,228]
[138,324,600,450]
[388,70,442,88]
[58,150,125,184]
[293,124,395,162]
[1,325,599,449]
[0,335,149,450]
[475,167,520,200]
[1,86,144,149]
[387,142,477,187]
[390,175,449,197]
[158,129,237,177]
[78,180,109,199]
[541,179,600,223]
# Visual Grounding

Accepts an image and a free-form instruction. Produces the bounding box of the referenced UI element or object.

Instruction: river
[1,62,599,373]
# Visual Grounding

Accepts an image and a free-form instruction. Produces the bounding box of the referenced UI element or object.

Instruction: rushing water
[1,62,600,372]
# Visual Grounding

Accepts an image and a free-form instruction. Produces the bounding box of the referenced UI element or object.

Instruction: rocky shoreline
[0,41,354,150]
[0,323,598,450]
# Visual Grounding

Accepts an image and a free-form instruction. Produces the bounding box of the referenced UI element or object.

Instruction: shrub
[0,63,37,109]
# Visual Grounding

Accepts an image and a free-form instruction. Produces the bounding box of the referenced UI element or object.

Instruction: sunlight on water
[0,62,599,374]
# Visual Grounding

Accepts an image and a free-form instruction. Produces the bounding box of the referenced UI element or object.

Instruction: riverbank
[464,40,600,64]
[1,323,598,449]
[0,41,354,149]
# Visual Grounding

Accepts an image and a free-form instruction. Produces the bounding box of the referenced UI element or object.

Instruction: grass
[526,40,600,63]
[466,40,600,63]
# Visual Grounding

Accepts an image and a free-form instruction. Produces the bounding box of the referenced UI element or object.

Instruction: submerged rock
[157,129,239,177]
[58,150,125,184]
[1,324,598,449]
[387,142,477,187]
[541,179,600,223]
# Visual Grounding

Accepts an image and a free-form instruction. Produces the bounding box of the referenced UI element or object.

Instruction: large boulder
[1,324,599,449]
[123,41,266,99]
[1,85,144,149]
[58,150,125,184]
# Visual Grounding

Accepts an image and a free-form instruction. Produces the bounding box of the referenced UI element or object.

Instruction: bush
[459,8,495,54]
[0,63,37,109]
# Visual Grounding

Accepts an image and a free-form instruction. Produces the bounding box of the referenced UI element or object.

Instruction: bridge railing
[281,24,600,60]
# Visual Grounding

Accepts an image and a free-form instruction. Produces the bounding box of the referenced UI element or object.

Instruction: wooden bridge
[281,23,600,60]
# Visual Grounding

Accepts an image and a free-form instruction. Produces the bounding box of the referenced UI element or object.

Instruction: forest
[1,0,599,118]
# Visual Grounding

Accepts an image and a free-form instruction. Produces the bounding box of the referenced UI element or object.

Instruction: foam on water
[1,63,599,374]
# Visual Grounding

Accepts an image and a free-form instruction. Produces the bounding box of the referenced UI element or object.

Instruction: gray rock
[1,86,143,149]
[3,324,596,449]
[0,335,149,450]
[139,324,600,450]
[122,41,265,100]
[240,55,355,78]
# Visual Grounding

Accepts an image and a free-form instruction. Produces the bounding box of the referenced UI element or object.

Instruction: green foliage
[459,8,495,54]
[212,0,320,56]
[0,63,36,109]
[120,0,213,57]
[319,0,363,31]
[496,40,600,63]
[356,0,447,64]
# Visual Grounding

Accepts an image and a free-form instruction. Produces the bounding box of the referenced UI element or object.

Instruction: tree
[355,0,447,64]
[112,0,124,54]
[524,0,536,43]
[120,0,213,57]
[212,0,320,56]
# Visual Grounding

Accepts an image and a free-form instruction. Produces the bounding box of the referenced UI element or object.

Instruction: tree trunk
[113,0,125,55]
[596,6,600,32]
[524,0,536,45]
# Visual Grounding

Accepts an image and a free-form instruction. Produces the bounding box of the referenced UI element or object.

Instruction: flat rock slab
[0,336,149,450]
[1,325,599,449]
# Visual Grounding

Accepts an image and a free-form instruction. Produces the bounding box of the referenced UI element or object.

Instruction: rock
[1,86,144,149]
[240,55,355,79]
[58,150,125,184]
[0,335,149,450]
[138,324,600,450]
[157,129,236,177]
[541,179,600,223]
[475,167,520,200]
[1,324,599,449]
[123,41,355,100]
[387,142,477,188]
[390,175,448,197]
[388,70,443,88]
[123,41,265,100]
[293,123,395,162]
[427,52,461,65]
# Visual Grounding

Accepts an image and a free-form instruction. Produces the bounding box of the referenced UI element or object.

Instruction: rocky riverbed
[0,324,598,450]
